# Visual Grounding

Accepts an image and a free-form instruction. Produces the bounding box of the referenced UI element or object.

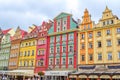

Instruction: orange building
[78,9,94,65]
[9,27,27,70]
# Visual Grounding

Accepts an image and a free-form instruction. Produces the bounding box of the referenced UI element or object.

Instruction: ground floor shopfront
[45,70,74,80]
[68,64,120,80]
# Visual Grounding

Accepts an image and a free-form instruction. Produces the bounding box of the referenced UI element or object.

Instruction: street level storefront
[6,70,34,79]
[45,71,74,80]
[68,64,120,80]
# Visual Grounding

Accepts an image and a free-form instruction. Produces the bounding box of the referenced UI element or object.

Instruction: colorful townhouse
[45,12,78,80]
[0,28,4,50]
[69,7,120,80]
[18,26,38,77]
[8,27,27,70]
[34,21,52,75]
[0,28,15,70]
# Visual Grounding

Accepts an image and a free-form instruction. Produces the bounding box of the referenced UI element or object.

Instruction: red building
[34,21,52,74]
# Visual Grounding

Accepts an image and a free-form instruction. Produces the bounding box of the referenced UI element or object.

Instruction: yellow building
[94,6,120,64]
[69,7,120,80]
[18,27,38,77]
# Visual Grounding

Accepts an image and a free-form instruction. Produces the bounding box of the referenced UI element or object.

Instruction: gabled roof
[2,28,12,35]
[54,12,72,19]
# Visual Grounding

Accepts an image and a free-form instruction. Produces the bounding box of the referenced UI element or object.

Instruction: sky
[0,0,120,31]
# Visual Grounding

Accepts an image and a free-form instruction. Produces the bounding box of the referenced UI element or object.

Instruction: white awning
[7,70,34,76]
[45,71,72,76]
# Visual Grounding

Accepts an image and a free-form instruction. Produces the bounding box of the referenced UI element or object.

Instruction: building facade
[45,12,78,80]
[69,7,120,80]
[0,28,15,70]
[8,27,27,70]
[18,27,38,76]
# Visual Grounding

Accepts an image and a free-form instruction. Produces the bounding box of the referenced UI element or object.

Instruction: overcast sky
[0,0,120,31]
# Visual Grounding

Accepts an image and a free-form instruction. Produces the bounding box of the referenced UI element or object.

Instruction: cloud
[0,0,120,31]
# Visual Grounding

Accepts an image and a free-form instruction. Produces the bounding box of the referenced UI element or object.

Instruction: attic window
[106,14,108,16]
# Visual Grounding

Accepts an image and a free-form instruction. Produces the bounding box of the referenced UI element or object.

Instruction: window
[97,31,101,36]
[63,20,66,25]
[28,51,30,56]
[57,22,60,26]
[57,27,60,32]
[56,59,59,65]
[56,36,60,42]
[89,33,92,38]
[38,50,40,55]
[98,41,102,47]
[81,34,85,39]
[118,39,120,45]
[63,26,66,31]
[84,26,86,29]
[31,61,33,66]
[33,41,35,45]
[118,52,120,59]
[20,52,23,57]
[81,43,85,49]
[81,55,85,61]
[106,30,110,35]
[107,40,112,46]
[50,37,54,43]
[38,60,44,66]
[69,34,73,40]
[63,46,66,52]
[32,50,34,56]
[108,52,112,60]
[50,59,53,65]
[98,53,102,60]
[24,51,27,56]
[50,47,54,53]
[89,54,93,61]
[88,25,90,29]
[111,20,114,24]
[62,35,66,41]
[89,42,93,48]
[56,47,60,53]
[107,20,109,25]
[69,58,73,65]
[69,46,73,52]
[117,28,120,33]
[103,21,105,26]
[62,58,66,65]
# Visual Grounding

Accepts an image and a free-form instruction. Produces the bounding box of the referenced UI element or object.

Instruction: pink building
[34,21,52,74]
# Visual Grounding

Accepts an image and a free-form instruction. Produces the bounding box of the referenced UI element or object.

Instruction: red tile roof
[2,28,12,34]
